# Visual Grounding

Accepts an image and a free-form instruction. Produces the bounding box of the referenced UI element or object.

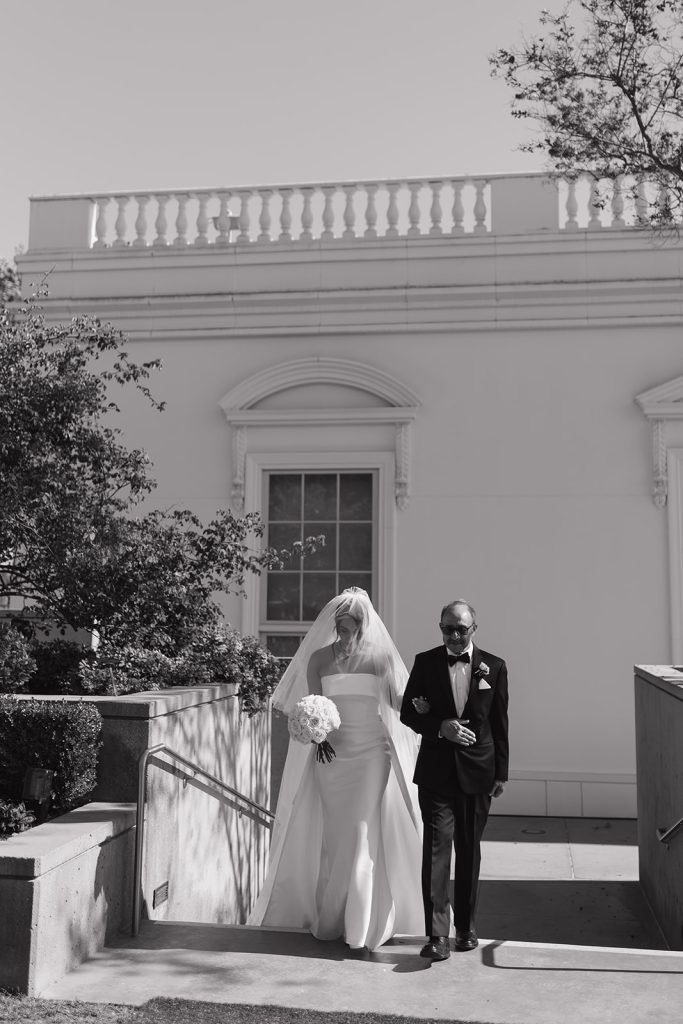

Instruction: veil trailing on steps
[248,588,422,933]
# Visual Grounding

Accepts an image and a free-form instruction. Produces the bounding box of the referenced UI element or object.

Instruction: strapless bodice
[321,673,379,699]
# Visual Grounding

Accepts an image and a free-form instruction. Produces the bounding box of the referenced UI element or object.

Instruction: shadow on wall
[142,691,271,928]
[28,818,135,994]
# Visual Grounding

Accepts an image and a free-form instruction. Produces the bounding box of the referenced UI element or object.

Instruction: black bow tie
[448,652,470,666]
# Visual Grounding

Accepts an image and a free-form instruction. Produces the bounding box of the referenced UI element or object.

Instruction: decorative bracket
[652,420,667,510]
[395,422,411,510]
[231,425,247,512]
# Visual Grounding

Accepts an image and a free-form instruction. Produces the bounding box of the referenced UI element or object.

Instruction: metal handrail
[657,816,683,848]
[132,742,275,936]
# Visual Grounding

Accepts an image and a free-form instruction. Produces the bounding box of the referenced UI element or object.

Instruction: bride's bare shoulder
[308,645,335,670]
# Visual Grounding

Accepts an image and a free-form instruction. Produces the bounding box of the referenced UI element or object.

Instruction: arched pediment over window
[219,357,421,511]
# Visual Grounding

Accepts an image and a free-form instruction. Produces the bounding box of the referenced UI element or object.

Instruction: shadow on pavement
[480,940,683,975]
[477,878,664,949]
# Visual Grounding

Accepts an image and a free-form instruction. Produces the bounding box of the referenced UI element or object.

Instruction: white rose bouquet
[288,694,341,763]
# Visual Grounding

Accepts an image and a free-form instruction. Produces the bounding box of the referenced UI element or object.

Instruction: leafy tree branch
[490,0,683,225]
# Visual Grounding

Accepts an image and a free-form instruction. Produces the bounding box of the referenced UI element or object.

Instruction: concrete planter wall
[634,665,683,950]
[91,682,271,926]
[0,683,270,993]
[0,803,135,995]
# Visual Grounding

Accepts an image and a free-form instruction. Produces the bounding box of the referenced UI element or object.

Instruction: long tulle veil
[248,587,421,925]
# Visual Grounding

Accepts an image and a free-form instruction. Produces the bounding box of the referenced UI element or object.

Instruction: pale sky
[0,0,552,262]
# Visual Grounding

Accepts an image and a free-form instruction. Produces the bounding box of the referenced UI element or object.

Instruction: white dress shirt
[447,641,473,717]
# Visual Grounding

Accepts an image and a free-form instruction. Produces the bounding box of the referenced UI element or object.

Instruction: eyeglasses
[439,622,475,638]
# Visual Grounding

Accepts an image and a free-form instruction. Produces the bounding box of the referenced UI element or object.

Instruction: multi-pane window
[263,471,375,646]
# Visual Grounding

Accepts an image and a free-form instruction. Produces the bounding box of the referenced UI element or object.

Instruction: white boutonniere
[474,662,491,689]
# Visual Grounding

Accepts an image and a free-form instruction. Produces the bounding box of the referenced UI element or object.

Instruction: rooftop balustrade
[26,172,664,253]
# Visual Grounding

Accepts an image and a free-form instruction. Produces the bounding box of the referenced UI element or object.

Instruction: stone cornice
[23,279,683,340]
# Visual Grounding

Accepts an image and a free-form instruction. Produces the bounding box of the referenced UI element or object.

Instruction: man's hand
[489,780,505,798]
[440,718,476,746]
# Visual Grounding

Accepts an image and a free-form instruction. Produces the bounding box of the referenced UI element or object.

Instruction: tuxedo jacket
[400,644,509,796]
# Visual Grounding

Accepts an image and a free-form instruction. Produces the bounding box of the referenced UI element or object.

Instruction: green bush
[29,637,94,695]
[78,644,175,695]
[0,696,102,814]
[78,624,281,715]
[0,798,36,840]
[0,623,36,694]
[0,620,279,717]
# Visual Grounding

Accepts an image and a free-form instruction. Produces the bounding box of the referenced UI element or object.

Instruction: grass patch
[0,994,494,1024]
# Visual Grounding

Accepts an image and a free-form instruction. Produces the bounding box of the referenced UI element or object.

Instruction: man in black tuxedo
[400,599,509,961]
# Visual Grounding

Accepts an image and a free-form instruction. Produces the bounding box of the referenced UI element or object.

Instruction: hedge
[0,695,102,820]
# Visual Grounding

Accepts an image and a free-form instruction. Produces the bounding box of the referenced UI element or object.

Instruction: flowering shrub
[180,626,282,716]
[77,624,281,715]
[78,644,176,695]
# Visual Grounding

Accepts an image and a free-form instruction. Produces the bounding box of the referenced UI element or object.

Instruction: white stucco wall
[18,184,683,817]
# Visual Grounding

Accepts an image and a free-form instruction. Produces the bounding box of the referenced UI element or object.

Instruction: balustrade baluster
[321,186,336,240]
[173,194,190,246]
[215,192,232,245]
[636,176,650,225]
[300,187,314,242]
[194,192,210,246]
[588,177,603,229]
[385,183,399,238]
[132,195,150,247]
[342,185,357,240]
[258,190,273,243]
[153,195,169,247]
[112,196,129,248]
[429,180,443,236]
[611,176,625,228]
[473,179,488,235]
[451,180,464,235]
[407,182,422,237]
[364,184,378,239]
[279,189,293,241]
[237,192,251,243]
[93,197,110,248]
[564,178,579,230]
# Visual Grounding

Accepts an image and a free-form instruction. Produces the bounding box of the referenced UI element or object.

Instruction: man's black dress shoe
[454,929,478,951]
[419,936,451,960]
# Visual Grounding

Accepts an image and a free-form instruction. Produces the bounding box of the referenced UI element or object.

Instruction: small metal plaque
[153,881,169,908]
[22,768,54,803]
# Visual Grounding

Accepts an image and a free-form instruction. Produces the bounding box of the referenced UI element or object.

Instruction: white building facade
[18,172,683,818]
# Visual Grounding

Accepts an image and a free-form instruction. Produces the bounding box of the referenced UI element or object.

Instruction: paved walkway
[41,817,683,1024]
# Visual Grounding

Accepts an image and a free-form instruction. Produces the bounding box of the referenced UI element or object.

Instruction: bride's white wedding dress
[248,672,423,951]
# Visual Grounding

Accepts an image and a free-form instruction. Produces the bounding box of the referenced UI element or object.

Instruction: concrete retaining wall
[0,684,271,993]
[0,803,135,995]
[90,683,271,925]
[635,665,683,950]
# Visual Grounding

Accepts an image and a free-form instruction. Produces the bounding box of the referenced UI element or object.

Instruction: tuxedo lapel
[461,644,481,717]
[438,646,457,716]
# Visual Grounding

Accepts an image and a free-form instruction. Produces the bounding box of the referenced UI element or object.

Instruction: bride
[248,587,423,950]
